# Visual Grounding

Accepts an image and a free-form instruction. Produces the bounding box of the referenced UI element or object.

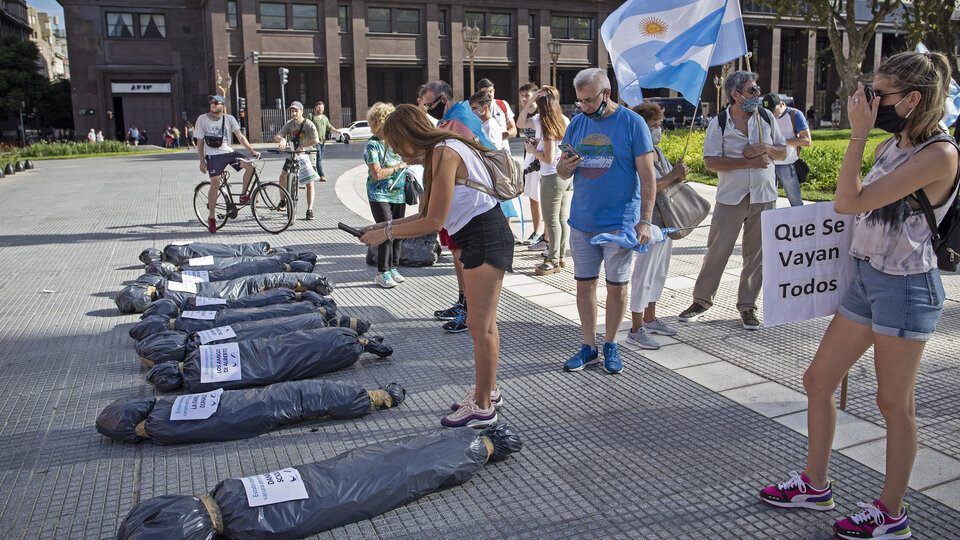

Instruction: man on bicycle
[196,94,260,234]
[274,101,320,220]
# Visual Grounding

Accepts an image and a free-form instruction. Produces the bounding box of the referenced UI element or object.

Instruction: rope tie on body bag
[199,495,224,534]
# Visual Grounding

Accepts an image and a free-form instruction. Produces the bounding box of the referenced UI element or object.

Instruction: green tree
[39,78,74,131]
[897,0,960,78]
[762,0,903,128]
[0,35,47,120]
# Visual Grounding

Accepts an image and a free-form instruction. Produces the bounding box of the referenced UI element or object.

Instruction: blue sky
[27,0,65,28]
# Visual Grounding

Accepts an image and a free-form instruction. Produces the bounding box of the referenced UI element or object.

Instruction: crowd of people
[350,50,959,539]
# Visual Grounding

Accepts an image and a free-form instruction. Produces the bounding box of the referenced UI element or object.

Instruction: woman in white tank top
[360,104,514,429]
[759,51,960,538]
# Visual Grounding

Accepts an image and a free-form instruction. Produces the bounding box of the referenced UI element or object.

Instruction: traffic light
[251,50,259,64]
[238,97,246,112]
[279,67,289,86]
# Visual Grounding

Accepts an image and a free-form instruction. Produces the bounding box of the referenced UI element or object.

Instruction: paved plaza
[0,143,958,539]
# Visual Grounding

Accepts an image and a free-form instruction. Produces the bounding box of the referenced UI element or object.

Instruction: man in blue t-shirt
[557,67,656,376]
[762,93,810,207]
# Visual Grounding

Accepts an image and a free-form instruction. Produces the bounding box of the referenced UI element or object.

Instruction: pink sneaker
[207,217,217,234]
[833,499,911,540]
[759,470,835,511]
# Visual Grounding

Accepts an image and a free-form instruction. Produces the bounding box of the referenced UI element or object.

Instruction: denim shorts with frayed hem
[568,226,636,286]
[837,257,945,342]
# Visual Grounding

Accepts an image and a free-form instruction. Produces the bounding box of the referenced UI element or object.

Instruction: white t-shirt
[480,118,504,151]
[438,139,498,235]
[490,99,514,150]
[195,113,241,156]
[536,115,569,176]
[773,109,800,165]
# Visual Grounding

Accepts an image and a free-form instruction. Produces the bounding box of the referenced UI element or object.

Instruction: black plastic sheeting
[366,233,442,267]
[134,311,371,367]
[146,327,392,393]
[163,243,280,266]
[159,272,333,307]
[140,290,331,320]
[116,424,521,540]
[129,300,340,342]
[96,380,406,445]
[139,248,163,265]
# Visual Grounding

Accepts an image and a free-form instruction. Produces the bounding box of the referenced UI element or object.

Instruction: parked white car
[336,121,372,144]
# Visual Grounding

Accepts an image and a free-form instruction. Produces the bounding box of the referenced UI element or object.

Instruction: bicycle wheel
[193,181,230,230]
[251,182,293,234]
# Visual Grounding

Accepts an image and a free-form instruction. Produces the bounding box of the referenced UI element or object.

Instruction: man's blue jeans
[314,144,325,177]
[775,163,803,207]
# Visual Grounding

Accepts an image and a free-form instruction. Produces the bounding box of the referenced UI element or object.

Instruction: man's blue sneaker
[563,345,598,372]
[602,342,623,374]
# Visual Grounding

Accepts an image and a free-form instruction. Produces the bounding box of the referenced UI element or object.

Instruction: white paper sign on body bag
[761,202,855,327]
[240,468,309,507]
[199,342,242,383]
[170,388,224,421]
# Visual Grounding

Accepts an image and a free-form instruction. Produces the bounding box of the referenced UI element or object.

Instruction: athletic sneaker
[522,232,543,245]
[741,309,760,330]
[440,397,498,428]
[318,175,328,182]
[434,301,464,320]
[626,328,660,349]
[833,500,911,540]
[602,342,623,374]
[759,470,836,511]
[643,318,677,336]
[679,302,709,322]
[375,271,396,289]
[450,387,503,411]
[563,344,599,372]
[238,194,250,204]
[305,209,314,220]
[443,310,468,333]
[207,217,217,234]
[389,268,405,283]
[528,240,549,251]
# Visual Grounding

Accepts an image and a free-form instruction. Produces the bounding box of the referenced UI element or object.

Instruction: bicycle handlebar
[267,148,318,155]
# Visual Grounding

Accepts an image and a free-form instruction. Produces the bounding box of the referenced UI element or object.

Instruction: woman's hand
[847,82,879,138]
[524,138,539,154]
[671,159,689,181]
[360,227,389,247]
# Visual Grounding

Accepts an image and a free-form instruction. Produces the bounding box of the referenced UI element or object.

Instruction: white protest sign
[181,310,218,320]
[196,325,237,345]
[171,241,193,246]
[188,255,215,266]
[181,270,210,284]
[195,296,227,307]
[240,468,309,507]
[166,280,196,293]
[199,342,242,383]
[761,202,855,327]
[169,388,224,421]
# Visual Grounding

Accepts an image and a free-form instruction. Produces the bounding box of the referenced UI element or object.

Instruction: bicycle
[267,147,319,220]
[192,156,294,234]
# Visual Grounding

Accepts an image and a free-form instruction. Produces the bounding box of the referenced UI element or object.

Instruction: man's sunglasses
[209,100,222,106]
[741,86,762,96]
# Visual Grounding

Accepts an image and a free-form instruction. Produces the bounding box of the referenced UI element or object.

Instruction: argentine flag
[601,0,747,106]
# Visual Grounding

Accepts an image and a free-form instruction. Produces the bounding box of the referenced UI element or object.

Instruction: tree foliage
[897,0,960,78]
[0,35,48,119]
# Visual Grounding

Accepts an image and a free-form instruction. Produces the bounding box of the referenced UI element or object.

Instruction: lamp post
[714,75,723,112]
[232,50,260,136]
[548,39,561,87]
[462,25,480,93]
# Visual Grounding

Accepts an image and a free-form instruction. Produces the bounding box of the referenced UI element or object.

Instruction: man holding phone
[557,68,657,375]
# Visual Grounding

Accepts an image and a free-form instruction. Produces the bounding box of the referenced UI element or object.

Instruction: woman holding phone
[360,104,513,428]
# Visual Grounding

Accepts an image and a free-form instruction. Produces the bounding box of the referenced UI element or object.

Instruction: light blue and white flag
[601,0,747,106]
[916,43,960,128]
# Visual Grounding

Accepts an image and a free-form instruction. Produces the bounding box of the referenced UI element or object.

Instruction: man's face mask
[426,96,446,121]
[737,84,762,113]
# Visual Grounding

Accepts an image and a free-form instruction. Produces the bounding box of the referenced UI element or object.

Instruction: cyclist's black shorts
[205,151,245,177]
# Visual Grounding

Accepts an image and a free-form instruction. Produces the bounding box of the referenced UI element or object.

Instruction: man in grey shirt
[678,71,786,330]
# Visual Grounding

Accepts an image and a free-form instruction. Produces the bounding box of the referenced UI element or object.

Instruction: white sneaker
[626,328,661,349]
[450,387,503,411]
[389,268,405,283]
[528,240,549,251]
[643,318,677,336]
[375,272,397,289]
[541,248,550,257]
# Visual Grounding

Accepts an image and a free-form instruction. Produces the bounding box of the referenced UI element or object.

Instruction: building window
[106,12,134,38]
[528,14,536,38]
[299,72,307,104]
[292,4,317,30]
[438,9,447,36]
[396,9,418,34]
[260,2,286,29]
[368,7,390,33]
[465,12,484,33]
[779,34,795,93]
[465,12,510,37]
[338,5,348,32]
[551,16,593,40]
[227,1,238,28]
[139,14,165,38]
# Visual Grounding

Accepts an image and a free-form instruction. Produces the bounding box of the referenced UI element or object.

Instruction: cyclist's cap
[208,95,226,105]
[289,101,304,110]
[762,93,781,111]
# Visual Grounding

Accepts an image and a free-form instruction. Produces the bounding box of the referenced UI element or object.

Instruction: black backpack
[716,107,773,134]
[914,138,960,272]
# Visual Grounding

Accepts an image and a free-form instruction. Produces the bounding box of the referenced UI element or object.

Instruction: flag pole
[680,101,699,161]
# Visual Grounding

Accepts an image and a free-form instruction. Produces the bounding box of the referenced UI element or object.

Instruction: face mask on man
[426,97,446,122]
[650,128,662,145]
[585,95,608,120]
[874,94,914,134]
[739,96,762,113]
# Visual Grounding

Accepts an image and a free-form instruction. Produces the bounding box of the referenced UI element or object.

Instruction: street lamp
[713,75,723,113]
[232,50,260,135]
[548,39,561,87]
[462,25,480,93]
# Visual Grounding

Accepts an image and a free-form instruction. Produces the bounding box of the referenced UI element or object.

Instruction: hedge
[19,140,142,158]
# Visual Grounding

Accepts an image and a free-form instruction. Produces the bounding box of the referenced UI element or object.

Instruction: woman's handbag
[404,173,422,205]
[654,180,711,240]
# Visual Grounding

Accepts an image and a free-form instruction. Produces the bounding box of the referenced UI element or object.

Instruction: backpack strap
[496,99,508,117]
[910,137,960,239]
[717,107,771,135]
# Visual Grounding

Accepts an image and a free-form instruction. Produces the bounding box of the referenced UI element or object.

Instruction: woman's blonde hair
[632,102,665,123]
[366,102,396,136]
[536,90,566,142]
[381,104,489,216]
[876,51,952,144]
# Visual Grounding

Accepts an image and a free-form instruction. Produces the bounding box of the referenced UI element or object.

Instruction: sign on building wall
[110,82,171,94]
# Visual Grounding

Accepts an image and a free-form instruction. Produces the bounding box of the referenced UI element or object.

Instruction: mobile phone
[337,222,364,238]
[558,144,580,159]
[863,85,876,102]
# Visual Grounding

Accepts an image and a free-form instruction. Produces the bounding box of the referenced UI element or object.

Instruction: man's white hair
[573,68,610,92]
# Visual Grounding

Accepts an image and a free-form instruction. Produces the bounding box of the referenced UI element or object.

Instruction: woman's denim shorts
[838,258,945,342]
